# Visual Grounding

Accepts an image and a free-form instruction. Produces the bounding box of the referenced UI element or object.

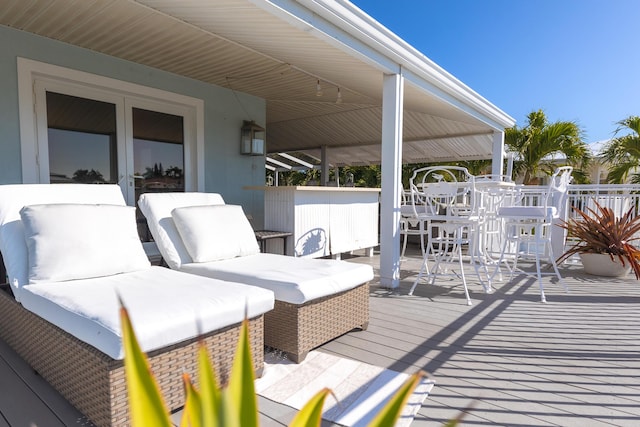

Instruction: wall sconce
[241,120,265,156]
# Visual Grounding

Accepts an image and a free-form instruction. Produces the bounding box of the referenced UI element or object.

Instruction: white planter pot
[579,253,631,277]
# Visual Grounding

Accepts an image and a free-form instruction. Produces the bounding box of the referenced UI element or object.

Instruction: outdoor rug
[255,351,434,426]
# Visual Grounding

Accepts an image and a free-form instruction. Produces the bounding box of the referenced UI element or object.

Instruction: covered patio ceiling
[0,0,514,166]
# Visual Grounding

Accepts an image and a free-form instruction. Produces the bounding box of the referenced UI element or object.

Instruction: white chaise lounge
[0,184,275,427]
[138,192,373,363]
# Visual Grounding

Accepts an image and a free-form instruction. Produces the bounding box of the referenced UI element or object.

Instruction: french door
[34,79,191,206]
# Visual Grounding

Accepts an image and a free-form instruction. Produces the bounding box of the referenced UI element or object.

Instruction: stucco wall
[0,25,266,225]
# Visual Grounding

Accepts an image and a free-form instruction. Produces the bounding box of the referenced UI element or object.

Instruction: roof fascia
[253,0,515,130]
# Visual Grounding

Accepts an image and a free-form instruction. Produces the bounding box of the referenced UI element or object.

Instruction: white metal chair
[408,166,489,305]
[400,187,428,260]
[474,180,520,278]
[491,166,573,302]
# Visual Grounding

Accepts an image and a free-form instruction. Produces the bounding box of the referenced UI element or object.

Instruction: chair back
[409,166,477,218]
[544,166,573,211]
[0,184,126,301]
[138,192,226,269]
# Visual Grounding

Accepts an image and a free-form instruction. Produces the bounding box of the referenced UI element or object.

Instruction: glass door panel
[46,92,117,184]
[132,107,184,199]
[132,107,185,240]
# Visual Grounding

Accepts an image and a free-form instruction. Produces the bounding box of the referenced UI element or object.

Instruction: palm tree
[599,116,640,183]
[505,110,591,184]
[456,159,492,176]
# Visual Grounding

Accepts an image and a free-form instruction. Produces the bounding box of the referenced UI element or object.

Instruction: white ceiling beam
[277,152,314,168]
[266,156,292,169]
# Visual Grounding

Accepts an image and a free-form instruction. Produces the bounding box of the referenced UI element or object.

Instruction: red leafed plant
[557,200,640,279]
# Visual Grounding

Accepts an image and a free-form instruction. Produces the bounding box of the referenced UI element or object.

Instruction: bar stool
[491,166,573,302]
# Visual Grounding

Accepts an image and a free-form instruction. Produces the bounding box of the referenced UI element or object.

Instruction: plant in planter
[557,200,640,278]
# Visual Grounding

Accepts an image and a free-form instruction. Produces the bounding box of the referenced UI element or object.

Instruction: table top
[244,186,381,193]
[254,230,293,240]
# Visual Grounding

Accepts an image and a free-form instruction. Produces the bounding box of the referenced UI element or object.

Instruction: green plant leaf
[198,343,221,427]
[180,373,202,427]
[441,401,475,427]
[120,302,172,427]
[557,199,640,278]
[289,387,332,427]
[219,388,241,427]
[367,371,425,427]
[227,318,259,426]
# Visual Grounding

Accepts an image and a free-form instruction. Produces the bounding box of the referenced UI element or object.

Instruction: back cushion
[0,184,127,301]
[137,192,226,268]
[172,205,260,262]
[21,204,150,283]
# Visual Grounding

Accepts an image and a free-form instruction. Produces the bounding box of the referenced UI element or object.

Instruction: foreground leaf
[198,344,221,427]
[289,388,332,427]
[227,318,259,426]
[180,373,202,427]
[120,303,172,427]
[367,371,426,427]
[441,401,475,427]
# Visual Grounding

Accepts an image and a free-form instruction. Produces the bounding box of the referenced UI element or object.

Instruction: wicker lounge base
[264,282,369,363]
[0,287,264,427]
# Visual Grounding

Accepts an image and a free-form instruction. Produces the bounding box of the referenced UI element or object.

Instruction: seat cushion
[171,204,259,262]
[497,206,558,219]
[180,253,374,304]
[138,192,226,269]
[20,204,150,283]
[19,266,275,359]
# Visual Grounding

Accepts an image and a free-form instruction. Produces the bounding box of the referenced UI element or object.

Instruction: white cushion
[20,204,151,283]
[172,205,259,262]
[19,266,275,359]
[0,184,127,301]
[180,253,374,304]
[498,206,558,219]
[138,192,226,268]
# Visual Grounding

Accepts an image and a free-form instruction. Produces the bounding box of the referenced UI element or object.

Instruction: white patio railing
[513,183,640,263]
[566,184,640,220]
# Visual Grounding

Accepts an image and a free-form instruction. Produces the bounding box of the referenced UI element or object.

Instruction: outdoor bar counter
[245,186,380,259]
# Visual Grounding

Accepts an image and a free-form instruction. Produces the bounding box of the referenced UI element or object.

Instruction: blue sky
[350,0,639,144]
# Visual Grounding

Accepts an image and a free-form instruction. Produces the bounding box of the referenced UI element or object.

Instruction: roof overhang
[0,0,515,164]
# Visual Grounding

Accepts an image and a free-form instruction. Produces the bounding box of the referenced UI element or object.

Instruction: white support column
[321,145,329,186]
[506,152,514,181]
[379,72,404,288]
[491,131,505,177]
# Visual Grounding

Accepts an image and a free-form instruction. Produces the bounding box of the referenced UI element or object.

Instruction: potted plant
[557,200,640,278]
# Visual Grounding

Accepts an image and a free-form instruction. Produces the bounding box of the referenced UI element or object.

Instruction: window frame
[17,57,205,202]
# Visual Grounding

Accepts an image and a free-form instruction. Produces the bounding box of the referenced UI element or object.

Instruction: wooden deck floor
[3,247,640,426]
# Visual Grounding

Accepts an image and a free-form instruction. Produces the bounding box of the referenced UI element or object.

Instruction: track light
[316,80,323,97]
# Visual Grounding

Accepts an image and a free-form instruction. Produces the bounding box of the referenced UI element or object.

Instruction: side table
[254,230,292,255]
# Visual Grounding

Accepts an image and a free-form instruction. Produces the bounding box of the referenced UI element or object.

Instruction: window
[17,58,204,206]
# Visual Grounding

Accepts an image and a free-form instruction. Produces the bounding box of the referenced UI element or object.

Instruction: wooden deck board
[2,246,640,426]
[0,339,89,427]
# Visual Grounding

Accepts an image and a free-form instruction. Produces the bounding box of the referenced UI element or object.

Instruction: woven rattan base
[264,282,369,363]
[0,289,264,427]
